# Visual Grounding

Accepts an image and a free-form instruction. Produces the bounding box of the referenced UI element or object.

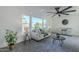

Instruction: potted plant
[5,29,17,50]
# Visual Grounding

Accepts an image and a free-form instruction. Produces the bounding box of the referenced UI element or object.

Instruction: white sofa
[31,29,51,41]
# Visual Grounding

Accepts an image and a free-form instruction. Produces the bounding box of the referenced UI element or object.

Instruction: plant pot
[8,43,15,50]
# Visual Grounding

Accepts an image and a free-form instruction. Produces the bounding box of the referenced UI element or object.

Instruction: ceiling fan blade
[61,12,69,15]
[61,6,72,12]
[52,14,56,17]
[47,12,55,13]
[62,13,69,15]
[46,13,53,16]
[64,10,76,12]
[55,7,60,13]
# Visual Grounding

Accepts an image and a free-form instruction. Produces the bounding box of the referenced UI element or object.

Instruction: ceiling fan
[47,6,76,17]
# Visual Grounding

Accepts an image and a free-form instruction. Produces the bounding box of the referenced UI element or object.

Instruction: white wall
[0,6,28,48]
[47,6,79,36]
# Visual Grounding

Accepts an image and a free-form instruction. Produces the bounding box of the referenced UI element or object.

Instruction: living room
[0,6,79,52]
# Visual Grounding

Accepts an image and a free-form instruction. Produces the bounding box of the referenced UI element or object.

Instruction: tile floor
[0,37,76,52]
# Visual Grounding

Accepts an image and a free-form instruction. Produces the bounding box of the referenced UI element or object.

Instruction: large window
[22,16,30,32]
[32,17,42,30]
[43,19,48,29]
[22,16,48,32]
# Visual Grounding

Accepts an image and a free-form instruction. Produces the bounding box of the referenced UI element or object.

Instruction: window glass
[32,17,42,30]
[43,19,48,29]
[22,16,30,32]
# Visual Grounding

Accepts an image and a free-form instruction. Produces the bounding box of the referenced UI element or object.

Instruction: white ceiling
[23,6,78,19]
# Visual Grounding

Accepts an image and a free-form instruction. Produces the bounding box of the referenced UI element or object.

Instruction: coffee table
[53,36,66,47]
